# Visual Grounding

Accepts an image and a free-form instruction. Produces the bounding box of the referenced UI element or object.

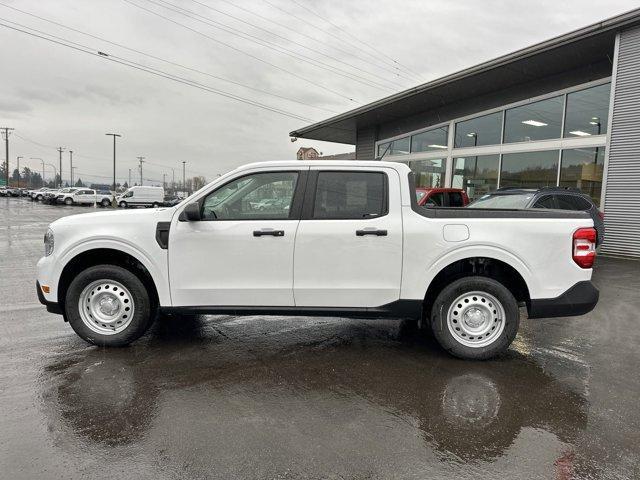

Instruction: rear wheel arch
[57,248,160,313]
[423,257,531,317]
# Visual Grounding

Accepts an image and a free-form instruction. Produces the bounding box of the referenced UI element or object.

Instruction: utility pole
[182,161,186,194]
[128,168,131,187]
[137,156,145,186]
[171,168,175,191]
[69,150,74,186]
[71,166,77,186]
[162,173,166,190]
[57,147,65,187]
[16,156,22,187]
[2,127,14,187]
[105,133,121,191]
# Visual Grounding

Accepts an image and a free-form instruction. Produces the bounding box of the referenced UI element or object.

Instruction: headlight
[44,228,54,256]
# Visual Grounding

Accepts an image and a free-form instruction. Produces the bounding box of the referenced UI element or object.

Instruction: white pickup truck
[36,161,599,359]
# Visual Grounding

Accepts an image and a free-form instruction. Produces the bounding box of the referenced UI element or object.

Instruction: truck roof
[238,160,412,172]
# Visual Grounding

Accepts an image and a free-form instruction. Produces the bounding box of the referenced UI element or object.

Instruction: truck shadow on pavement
[40,314,588,465]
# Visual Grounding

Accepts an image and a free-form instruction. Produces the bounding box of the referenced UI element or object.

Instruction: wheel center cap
[98,295,120,316]
[464,307,486,328]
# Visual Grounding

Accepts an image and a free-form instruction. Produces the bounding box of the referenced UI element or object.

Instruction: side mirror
[183,202,202,221]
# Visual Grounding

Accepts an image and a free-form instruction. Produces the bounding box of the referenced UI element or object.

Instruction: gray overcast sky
[0,0,638,185]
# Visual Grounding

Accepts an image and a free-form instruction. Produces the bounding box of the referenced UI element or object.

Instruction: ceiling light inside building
[466,132,477,137]
[522,120,548,127]
[569,130,592,137]
[428,144,448,149]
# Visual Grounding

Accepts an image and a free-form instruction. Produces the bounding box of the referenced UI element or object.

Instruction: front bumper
[527,281,599,319]
[36,281,63,315]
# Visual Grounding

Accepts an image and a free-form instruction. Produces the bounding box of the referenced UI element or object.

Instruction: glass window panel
[313,171,386,219]
[388,137,411,156]
[409,159,446,188]
[504,96,563,143]
[559,147,604,206]
[411,126,449,152]
[564,83,610,138]
[452,154,500,201]
[500,150,559,188]
[202,171,298,220]
[377,142,390,157]
[454,111,503,148]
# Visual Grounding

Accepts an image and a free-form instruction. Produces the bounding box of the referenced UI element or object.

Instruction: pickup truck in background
[36,161,599,359]
[416,187,469,207]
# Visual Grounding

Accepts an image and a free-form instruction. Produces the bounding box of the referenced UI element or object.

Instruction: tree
[75,178,84,187]
[122,181,129,189]
[192,176,207,190]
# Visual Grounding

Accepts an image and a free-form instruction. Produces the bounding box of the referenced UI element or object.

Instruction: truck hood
[50,207,176,229]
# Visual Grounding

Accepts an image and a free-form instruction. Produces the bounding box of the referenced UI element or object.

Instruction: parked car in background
[116,186,164,208]
[0,187,7,196]
[163,196,182,207]
[43,188,76,205]
[58,188,113,206]
[416,188,469,207]
[468,187,604,245]
[31,187,52,201]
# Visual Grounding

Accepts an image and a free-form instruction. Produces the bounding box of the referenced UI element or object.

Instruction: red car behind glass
[416,188,470,207]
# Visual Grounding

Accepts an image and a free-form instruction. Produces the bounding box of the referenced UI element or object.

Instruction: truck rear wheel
[64,265,156,347]
[430,276,519,360]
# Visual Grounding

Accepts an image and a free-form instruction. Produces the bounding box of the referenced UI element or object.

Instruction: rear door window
[312,171,387,219]
[425,192,444,206]
[556,194,590,210]
[449,192,464,207]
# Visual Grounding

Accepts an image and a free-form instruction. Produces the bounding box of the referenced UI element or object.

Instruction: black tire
[101,198,110,207]
[64,197,73,205]
[430,276,519,360]
[119,201,127,208]
[64,264,156,347]
[152,202,160,208]
[36,194,43,201]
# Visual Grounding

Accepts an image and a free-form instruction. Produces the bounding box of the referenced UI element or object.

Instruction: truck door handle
[253,229,285,237]
[356,229,387,236]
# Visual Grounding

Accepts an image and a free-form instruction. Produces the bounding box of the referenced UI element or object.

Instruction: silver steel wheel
[446,291,505,348]
[78,279,135,335]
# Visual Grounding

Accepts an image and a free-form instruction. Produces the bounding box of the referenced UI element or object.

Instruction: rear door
[293,167,403,308]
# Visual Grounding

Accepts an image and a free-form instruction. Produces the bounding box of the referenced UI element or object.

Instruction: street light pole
[105,133,121,191]
[2,127,14,187]
[128,168,131,187]
[16,156,22,187]
[182,161,186,194]
[31,157,45,185]
[57,147,65,187]
[69,150,74,186]
[137,156,145,186]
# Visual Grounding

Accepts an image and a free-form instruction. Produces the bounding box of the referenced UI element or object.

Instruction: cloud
[0,0,637,181]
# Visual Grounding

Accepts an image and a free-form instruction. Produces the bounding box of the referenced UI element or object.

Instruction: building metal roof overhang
[290,8,640,145]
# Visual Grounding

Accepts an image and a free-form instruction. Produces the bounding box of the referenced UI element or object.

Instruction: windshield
[468,193,534,209]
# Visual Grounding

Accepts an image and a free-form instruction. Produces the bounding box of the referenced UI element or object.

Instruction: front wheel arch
[57,248,159,314]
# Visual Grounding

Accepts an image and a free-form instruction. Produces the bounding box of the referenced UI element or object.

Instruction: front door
[169,169,307,307]
[293,167,403,308]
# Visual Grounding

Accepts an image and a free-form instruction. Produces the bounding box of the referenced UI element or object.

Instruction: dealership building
[291,9,640,258]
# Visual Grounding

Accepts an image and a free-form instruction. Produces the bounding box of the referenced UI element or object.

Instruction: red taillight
[573,228,597,268]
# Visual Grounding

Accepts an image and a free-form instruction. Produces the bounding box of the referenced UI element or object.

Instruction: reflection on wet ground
[2,199,640,479]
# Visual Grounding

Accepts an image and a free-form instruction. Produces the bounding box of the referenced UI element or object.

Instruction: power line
[147,0,398,91]
[210,0,411,79]
[285,0,424,81]
[0,18,318,123]
[181,0,411,85]
[127,0,393,94]
[0,1,340,114]
[259,0,422,82]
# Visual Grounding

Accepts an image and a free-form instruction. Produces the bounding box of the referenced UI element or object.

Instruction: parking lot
[1,196,639,479]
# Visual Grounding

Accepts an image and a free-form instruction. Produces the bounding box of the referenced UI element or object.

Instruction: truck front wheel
[430,276,519,360]
[64,265,155,346]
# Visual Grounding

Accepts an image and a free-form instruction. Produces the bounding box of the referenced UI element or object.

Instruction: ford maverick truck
[36,161,599,359]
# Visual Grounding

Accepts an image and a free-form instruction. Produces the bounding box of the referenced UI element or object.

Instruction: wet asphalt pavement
[1,197,639,480]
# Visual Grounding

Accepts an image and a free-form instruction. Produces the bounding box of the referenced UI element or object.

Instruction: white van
[116,186,164,208]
